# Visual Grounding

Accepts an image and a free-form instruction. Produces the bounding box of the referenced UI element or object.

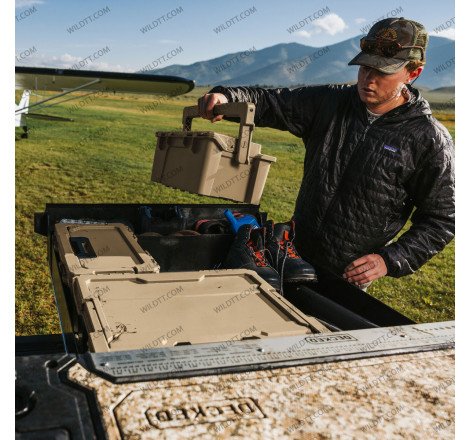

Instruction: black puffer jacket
[210,84,455,278]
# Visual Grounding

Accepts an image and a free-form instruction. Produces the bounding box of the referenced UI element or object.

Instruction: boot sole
[283,275,318,283]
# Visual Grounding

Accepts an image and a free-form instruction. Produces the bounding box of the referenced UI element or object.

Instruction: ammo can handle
[182,102,255,164]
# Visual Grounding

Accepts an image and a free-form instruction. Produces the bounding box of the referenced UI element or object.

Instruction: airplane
[15,66,194,137]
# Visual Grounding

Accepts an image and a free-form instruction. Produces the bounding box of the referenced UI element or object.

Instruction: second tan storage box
[151,102,276,204]
[54,222,160,288]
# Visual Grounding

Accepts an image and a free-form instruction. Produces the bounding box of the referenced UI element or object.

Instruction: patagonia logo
[383,144,399,153]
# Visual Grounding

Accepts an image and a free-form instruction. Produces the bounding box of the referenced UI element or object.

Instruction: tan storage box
[73,269,328,352]
[151,102,276,204]
[54,222,159,287]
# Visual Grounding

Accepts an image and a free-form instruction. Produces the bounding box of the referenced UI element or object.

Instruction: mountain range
[148,36,454,89]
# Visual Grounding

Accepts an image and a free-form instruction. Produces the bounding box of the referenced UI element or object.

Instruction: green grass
[420,88,455,112]
[15,87,455,335]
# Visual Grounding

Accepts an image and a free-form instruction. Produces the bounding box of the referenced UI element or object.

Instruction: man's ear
[408,66,424,83]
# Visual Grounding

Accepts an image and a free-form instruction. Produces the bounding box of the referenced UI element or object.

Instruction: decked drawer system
[14,203,454,439]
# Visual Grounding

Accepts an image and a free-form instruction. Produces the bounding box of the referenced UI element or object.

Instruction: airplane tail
[17,90,30,113]
[15,90,30,127]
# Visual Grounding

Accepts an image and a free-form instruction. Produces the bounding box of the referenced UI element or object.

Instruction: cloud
[294,13,348,38]
[15,52,135,72]
[313,13,348,35]
[296,30,311,38]
[429,28,455,40]
[16,0,43,8]
[355,18,367,24]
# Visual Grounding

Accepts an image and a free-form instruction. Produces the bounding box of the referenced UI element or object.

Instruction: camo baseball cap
[348,17,428,74]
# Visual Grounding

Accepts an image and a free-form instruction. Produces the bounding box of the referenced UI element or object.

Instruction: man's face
[357,65,410,106]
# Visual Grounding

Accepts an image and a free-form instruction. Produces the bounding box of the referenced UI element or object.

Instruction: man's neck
[366,85,409,115]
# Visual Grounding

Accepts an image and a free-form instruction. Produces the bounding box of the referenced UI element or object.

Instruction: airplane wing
[15,66,195,96]
[15,67,195,133]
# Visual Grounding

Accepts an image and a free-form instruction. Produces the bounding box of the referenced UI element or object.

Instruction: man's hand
[343,254,387,286]
[197,93,229,123]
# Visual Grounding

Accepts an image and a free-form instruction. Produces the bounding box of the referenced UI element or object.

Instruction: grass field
[15,86,455,336]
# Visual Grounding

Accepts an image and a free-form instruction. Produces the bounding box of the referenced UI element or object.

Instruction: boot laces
[247,239,268,267]
[279,230,300,259]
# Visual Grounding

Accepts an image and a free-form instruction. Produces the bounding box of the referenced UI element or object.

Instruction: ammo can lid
[54,222,159,281]
[75,269,328,352]
[156,130,275,162]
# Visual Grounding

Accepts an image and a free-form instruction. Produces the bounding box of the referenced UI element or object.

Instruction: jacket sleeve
[377,135,455,278]
[209,85,335,139]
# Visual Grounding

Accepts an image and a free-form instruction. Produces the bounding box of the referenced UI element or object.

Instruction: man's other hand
[343,254,388,286]
[197,93,228,123]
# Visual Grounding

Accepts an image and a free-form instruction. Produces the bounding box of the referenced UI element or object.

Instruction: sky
[15,0,455,72]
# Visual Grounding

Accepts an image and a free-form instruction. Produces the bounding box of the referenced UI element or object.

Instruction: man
[198,17,454,288]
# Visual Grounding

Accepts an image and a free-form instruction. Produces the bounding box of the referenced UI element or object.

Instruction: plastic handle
[182,102,255,164]
[224,209,259,233]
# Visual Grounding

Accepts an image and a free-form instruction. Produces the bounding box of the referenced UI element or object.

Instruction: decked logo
[305,333,357,344]
[145,397,265,429]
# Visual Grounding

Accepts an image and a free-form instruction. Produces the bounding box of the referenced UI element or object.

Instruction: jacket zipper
[360,124,370,142]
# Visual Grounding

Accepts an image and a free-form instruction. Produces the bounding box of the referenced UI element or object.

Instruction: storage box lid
[74,269,328,352]
[156,131,276,162]
[54,222,159,282]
